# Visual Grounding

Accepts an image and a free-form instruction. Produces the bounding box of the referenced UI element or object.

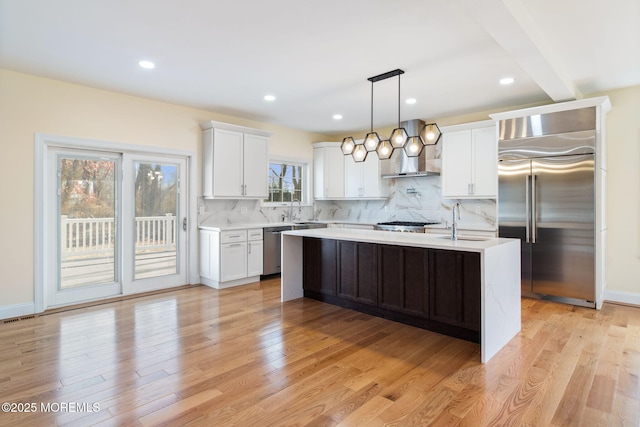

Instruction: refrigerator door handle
[531,174,537,244]
[525,175,531,243]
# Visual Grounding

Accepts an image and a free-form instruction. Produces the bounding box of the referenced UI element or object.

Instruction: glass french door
[123,154,187,294]
[51,149,122,306]
[48,149,188,307]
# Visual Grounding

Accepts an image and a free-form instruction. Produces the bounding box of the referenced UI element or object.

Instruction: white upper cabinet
[442,121,497,199]
[201,121,272,199]
[313,142,387,200]
[313,143,345,199]
[344,153,387,198]
[242,133,269,198]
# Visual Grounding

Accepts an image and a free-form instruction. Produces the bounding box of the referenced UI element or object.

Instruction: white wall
[0,69,331,311]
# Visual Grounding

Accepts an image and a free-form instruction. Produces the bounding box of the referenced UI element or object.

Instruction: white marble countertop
[198,220,374,231]
[282,227,516,253]
[199,222,286,231]
[424,223,497,233]
[198,220,500,233]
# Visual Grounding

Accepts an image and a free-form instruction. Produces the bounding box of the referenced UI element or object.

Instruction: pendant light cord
[370,80,374,133]
[397,73,401,128]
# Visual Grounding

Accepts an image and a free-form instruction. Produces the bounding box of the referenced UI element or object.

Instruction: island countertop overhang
[281,227,518,253]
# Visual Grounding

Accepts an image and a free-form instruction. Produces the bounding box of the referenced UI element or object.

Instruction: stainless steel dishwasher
[262,226,292,276]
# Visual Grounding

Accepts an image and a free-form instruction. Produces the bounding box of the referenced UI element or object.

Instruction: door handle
[183,217,187,231]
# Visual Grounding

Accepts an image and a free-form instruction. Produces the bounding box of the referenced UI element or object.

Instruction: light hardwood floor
[1,278,639,426]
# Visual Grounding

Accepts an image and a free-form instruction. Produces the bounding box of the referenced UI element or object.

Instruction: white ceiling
[1,0,638,136]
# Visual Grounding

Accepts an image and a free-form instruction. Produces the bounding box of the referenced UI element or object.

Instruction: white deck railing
[60,214,176,259]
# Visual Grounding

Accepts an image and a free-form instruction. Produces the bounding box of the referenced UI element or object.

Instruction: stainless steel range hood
[381,119,441,178]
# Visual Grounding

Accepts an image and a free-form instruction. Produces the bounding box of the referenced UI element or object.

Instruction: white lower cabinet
[247,229,264,277]
[200,228,263,289]
[220,241,247,282]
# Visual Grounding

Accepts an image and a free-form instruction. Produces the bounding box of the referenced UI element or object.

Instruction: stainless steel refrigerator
[498,107,597,308]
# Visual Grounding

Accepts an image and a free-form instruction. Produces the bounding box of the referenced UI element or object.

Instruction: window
[264,158,309,205]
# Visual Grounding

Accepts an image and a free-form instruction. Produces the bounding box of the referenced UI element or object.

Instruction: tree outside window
[266,162,304,203]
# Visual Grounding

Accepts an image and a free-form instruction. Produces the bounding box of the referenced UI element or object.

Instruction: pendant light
[420,123,442,146]
[389,70,409,151]
[342,69,441,163]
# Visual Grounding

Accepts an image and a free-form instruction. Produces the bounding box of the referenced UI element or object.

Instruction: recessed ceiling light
[333,114,343,120]
[138,60,155,69]
[264,95,276,101]
[405,98,417,105]
[500,77,515,85]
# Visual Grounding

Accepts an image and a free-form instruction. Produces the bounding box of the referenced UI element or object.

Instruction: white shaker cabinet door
[344,156,362,197]
[243,134,269,198]
[247,240,263,277]
[361,154,382,197]
[471,127,498,197]
[220,242,248,282]
[442,130,473,198]
[324,146,345,198]
[212,129,244,198]
[313,144,345,199]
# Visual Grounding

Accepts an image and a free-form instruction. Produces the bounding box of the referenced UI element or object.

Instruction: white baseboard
[604,290,640,307]
[201,276,260,289]
[0,302,35,321]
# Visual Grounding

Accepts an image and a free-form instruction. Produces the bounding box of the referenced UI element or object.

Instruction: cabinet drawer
[221,230,247,243]
[247,228,263,241]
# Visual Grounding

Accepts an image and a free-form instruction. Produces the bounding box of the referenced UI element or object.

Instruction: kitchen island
[281,228,521,363]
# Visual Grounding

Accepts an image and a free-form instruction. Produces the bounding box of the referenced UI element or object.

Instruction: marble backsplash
[314,176,496,230]
[199,176,496,230]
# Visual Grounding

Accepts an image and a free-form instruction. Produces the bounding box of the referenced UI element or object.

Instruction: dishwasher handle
[264,227,292,234]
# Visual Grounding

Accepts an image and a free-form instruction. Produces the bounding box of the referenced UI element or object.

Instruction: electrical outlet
[199,206,206,215]
[475,206,481,215]
[241,207,247,214]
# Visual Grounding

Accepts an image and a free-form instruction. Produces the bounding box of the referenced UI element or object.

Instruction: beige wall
[0,69,331,308]
[599,85,640,296]
[1,67,639,310]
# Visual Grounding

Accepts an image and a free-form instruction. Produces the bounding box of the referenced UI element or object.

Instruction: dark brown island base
[280,228,521,363]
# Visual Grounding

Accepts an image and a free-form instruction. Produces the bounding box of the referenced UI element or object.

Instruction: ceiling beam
[455,0,582,101]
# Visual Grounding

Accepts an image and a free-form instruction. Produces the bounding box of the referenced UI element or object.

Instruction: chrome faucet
[449,202,461,240]
[289,198,301,222]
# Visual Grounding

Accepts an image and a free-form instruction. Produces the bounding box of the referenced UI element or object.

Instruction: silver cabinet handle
[227,243,242,248]
[248,243,251,254]
[183,217,187,231]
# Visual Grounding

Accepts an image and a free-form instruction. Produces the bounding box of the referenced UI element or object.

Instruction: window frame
[262,155,312,207]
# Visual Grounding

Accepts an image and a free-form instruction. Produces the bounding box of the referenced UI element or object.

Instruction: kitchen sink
[434,235,492,241]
